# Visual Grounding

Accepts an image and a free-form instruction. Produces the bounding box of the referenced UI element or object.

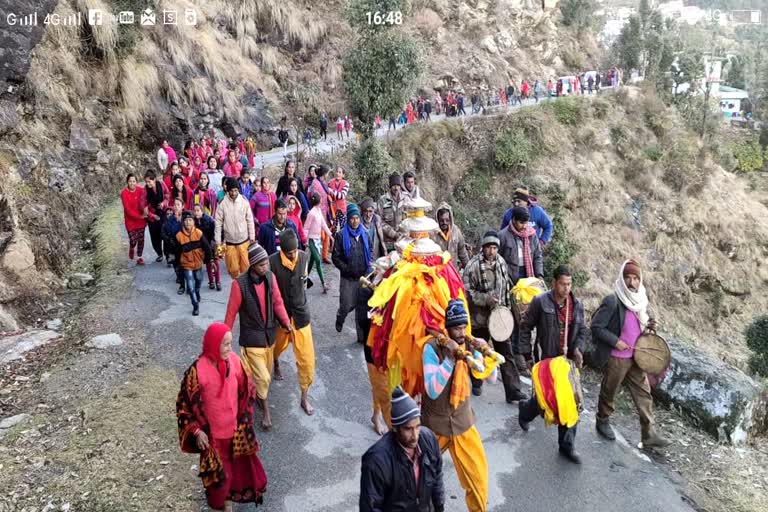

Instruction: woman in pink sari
[188,171,218,217]
[177,323,267,511]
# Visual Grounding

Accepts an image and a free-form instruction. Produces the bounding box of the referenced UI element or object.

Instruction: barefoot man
[225,242,293,430]
[270,230,316,416]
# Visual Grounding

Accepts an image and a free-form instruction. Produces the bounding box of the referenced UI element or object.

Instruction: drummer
[518,265,588,464]
[463,230,527,402]
[591,259,671,449]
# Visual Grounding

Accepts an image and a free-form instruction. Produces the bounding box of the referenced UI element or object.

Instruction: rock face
[0,413,31,439]
[1,232,35,276]
[654,336,767,444]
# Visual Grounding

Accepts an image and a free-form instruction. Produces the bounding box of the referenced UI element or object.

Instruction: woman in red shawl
[120,173,147,265]
[177,323,267,511]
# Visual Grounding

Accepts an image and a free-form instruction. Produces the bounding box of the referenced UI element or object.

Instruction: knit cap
[390,386,420,427]
[248,243,268,266]
[511,206,529,222]
[481,230,500,247]
[347,203,361,219]
[445,299,469,328]
[388,173,402,187]
[623,259,642,279]
[279,229,299,252]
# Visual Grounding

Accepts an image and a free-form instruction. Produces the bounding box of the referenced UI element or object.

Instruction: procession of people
[119,135,670,511]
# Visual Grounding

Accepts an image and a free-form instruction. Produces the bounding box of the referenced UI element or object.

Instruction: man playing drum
[518,265,588,464]
[591,259,671,448]
[463,231,527,402]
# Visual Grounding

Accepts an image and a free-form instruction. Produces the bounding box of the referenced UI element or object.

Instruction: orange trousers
[437,426,489,512]
[366,363,391,427]
[273,321,315,392]
[321,229,330,261]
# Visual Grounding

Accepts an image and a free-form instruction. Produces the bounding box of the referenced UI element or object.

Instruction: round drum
[633,331,671,374]
[488,306,515,342]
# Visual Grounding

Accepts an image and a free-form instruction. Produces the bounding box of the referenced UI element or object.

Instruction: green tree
[345,0,412,33]
[725,55,747,89]
[342,29,422,138]
[615,16,642,71]
[353,137,397,196]
[558,0,595,33]
[745,315,768,377]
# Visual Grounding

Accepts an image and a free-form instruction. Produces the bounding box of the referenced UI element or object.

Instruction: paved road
[123,252,694,512]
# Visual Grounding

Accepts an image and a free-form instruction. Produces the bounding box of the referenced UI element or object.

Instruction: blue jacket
[240,180,254,201]
[500,203,554,244]
[258,219,301,256]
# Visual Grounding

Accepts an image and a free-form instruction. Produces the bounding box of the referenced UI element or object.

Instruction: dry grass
[413,8,443,40]
[76,0,118,60]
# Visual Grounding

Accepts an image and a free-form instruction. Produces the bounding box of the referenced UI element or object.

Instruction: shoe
[335,319,343,333]
[306,277,314,290]
[136,258,145,265]
[506,389,528,403]
[471,386,482,397]
[559,447,582,464]
[155,255,163,262]
[596,419,616,441]
[209,282,215,290]
[177,285,185,295]
[192,305,199,316]
[517,402,529,432]
[216,282,222,291]
[642,432,671,449]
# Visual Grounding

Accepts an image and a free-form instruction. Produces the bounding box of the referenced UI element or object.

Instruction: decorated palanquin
[365,197,501,397]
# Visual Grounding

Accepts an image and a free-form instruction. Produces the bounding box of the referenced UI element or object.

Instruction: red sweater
[121,186,147,231]
[224,275,291,329]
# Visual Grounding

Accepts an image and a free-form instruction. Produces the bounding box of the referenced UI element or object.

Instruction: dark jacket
[362,214,388,260]
[332,230,369,279]
[519,291,588,362]
[235,271,277,348]
[194,214,216,243]
[257,219,301,255]
[500,204,554,244]
[590,293,655,369]
[268,250,310,329]
[360,427,445,512]
[497,227,544,284]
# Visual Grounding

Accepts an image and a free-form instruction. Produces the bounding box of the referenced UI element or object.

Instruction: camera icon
[185,8,197,25]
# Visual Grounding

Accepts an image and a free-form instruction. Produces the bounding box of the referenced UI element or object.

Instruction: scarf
[556,293,573,354]
[450,359,470,409]
[478,257,510,308]
[342,221,371,270]
[509,223,537,277]
[614,260,650,329]
[440,227,451,241]
[201,322,230,396]
[280,250,297,272]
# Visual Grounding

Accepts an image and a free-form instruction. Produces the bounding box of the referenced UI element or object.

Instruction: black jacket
[268,250,310,329]
[519,291,588,362]
[360,428,444,512]
[332,231,369,279]
[590,293,655,369]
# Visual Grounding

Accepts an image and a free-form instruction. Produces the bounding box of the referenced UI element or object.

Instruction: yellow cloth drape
[531,356,579,428]
[512,277,546,305]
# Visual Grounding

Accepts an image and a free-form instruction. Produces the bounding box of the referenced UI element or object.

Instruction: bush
[592,97,610,119]
[353,137,396,197]
[542,184,589,288]
[644,146,663,162]
[745,315,768,378]
[552,97,581,126]
[730,137,764,173]
[343,30,422,137]
[559,0,595,31]
[494,129,536,172]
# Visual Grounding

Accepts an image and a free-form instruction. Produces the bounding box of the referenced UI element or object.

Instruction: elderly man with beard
[592,259,670,449]
[463,231,526,403]
[360,387,445,512]
[360,197,387,259]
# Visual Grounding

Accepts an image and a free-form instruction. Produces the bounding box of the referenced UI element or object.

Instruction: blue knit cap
[445,299,469,328]
[347,203,361,219]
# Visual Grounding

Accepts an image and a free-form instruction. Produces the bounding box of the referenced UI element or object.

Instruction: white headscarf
[614,259,650,329]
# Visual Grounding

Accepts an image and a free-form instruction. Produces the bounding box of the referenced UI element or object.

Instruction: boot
[559,447,582,464]
[642,431,671,449]
[517,401,530,432]
[596,419,616,441]
[506,389,528,403]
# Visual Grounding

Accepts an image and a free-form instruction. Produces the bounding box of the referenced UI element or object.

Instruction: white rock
[0,413,30,430]
[67,273,94,289]
[46,318,62,331]
[0,330,60,363]
[0,304,18,331]
[1,234,35,275]
[86,333,123,349]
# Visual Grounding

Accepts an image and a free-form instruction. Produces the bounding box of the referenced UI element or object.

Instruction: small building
[716,85,749,118]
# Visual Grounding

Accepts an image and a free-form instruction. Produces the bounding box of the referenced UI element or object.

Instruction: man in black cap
[224,242,292,430]
[360,387,445,512]
[270,229,316,416]
[377,173,406,252]
[332,203,371,342]
[463,230,526,402]
[498,206,544,284]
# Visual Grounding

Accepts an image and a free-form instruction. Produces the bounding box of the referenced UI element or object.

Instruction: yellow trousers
[366,363,391,427]
[273,321,315,392]
[437,426,488,512]
[224,242,249,279]
[240,346,274,399]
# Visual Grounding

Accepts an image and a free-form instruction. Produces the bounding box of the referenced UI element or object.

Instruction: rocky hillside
[356,87,768,371]
[0,0,593,331]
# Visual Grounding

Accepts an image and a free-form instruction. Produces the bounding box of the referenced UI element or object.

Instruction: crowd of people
[120,135,668,511]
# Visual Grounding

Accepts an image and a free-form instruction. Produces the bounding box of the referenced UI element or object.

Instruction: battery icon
[730,10,761,24]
